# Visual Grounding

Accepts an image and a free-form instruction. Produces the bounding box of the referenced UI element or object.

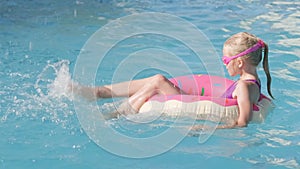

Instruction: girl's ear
[237,58,244,68]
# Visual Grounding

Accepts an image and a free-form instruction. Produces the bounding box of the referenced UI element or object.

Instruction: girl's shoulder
[235,79,261,102]
[237,79,261,89]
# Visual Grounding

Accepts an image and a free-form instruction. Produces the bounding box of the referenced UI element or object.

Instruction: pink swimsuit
[222,79,261,99]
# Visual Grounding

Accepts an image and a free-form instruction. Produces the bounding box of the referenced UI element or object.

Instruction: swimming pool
[1,0,299,168]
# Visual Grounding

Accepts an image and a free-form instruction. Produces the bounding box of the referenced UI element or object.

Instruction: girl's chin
[228,73,237,77]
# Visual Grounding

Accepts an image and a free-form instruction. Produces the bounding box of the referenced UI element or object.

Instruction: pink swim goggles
[222,39,265,65]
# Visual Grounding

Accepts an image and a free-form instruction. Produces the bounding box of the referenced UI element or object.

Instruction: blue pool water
[1,0,300,168]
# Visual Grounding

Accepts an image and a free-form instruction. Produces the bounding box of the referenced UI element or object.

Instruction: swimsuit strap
[245,79,261,91]
[222,79,261,99]
[222,81,238,99]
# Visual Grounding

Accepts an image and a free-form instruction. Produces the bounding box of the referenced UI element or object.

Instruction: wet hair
[224,32,274,99]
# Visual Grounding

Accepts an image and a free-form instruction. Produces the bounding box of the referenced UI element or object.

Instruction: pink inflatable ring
[139,74,273,123]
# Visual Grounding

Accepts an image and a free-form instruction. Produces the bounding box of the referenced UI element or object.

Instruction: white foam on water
[30,60,76,127]
[35,60,73,100]
[48,61,73,99]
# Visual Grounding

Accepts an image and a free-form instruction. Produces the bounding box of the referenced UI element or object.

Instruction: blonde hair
[224,32,274,99]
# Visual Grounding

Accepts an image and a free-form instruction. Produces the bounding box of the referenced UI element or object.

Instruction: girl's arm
[191,82,259,130]
[207,82,253,129]
[234,81,255,127]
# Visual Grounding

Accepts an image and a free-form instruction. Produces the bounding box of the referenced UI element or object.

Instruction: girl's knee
[153,74,166,81]
[151,74,168,87]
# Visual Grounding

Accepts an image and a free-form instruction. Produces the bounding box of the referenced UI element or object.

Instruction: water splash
[35,60,72,99]
[0,60,76,128]
[0,60,72,129]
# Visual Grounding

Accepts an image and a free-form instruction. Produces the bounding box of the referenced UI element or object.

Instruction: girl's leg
[71,76,155,100]
[100,76,158,97]
[72,74,184,113]
[127,74,184,112]
[71,75,179,100]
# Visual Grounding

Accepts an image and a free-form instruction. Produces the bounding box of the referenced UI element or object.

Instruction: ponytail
[262,42,274,99]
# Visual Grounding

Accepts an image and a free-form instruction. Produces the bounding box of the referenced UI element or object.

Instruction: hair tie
[258,39,265,48]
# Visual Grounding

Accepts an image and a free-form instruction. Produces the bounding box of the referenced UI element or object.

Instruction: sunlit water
[1,1,299,169]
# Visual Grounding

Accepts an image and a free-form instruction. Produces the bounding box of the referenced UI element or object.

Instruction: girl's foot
[116,101,138,115]
[69,82,98,101]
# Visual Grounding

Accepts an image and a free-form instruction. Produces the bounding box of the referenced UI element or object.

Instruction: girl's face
[225,60,239,76]
[223,48,240,77]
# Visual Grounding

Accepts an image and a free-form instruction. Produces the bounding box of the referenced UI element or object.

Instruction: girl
[72,32,274,128]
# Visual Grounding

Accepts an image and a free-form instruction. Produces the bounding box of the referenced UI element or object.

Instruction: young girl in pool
[72,32,274,128]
